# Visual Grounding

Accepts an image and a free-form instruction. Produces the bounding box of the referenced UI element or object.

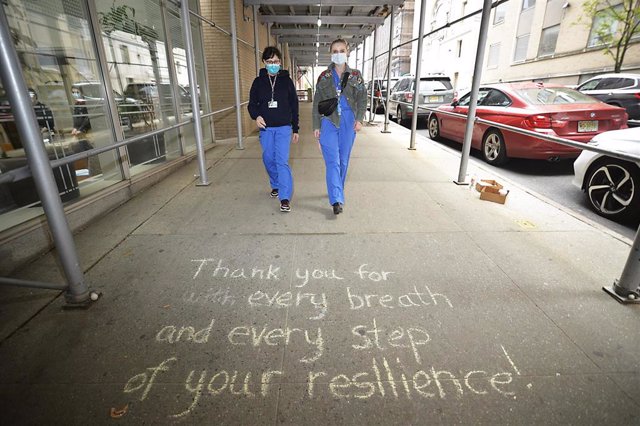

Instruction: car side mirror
[451,100,459,107]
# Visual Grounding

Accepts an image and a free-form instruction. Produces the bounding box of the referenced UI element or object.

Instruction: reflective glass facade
[0,0,211,232]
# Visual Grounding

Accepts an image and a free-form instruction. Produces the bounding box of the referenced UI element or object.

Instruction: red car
[427,83,628,165]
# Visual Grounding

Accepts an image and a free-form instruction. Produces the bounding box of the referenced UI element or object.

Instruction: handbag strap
[340,72,350,91]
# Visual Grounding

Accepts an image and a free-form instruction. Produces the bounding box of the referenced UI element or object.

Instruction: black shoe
[280,200,291,212]
[332,202,343,215]
[270,189,279,198]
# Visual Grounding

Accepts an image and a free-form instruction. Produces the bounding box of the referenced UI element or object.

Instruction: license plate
[577,120,598,132]
[428,96,442,103]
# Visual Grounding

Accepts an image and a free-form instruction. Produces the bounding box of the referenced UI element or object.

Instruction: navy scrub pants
[259,125,293,201]
[319,108,356,205]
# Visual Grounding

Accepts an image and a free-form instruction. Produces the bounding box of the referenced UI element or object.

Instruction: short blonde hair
[329,38,349,52]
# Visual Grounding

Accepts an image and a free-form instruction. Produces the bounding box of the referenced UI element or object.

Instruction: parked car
[427,83,628,166]
[72,81,143,127]
[576,73,640,123]
[366,78,399,114]
[123,82,193,114]
[573,127,640,221]
[388,74,454,126]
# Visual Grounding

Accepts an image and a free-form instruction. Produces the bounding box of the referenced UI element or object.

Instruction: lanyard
[268,74,278,101]
[332,69,344,115]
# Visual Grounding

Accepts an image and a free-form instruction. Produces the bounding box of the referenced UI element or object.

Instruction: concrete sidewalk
[1,103,639,425]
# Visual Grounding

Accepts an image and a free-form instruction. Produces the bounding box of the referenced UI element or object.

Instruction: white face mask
[331,53,348,65]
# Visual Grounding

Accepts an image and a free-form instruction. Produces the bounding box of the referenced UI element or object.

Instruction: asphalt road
[405,122,639,241]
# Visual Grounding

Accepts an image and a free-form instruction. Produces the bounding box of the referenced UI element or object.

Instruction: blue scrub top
[332,69,352,116]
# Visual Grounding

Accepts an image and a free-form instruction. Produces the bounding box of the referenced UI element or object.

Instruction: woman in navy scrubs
[248,46,299,212]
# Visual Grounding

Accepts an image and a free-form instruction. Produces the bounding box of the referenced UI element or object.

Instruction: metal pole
[160,0,186,154]
[229,0,244,149]
[267,23,271,45]
[604,225,640,303]
[253,5,260,76]
[369,27,377,123]
[86,0,131,178]
[0,5,90,304]
[195,5,217,144]
[362,37,367,75]
[409,0,427,150]
[455,0,492,183]
[382,6,394,133]
[181,0,210,183]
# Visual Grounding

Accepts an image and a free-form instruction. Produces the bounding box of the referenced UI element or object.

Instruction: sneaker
[280,200,291,212]
[270,189,279,198]
[332,202,343,215]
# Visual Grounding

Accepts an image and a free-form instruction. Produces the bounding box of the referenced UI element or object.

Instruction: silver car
[388,74,454,127]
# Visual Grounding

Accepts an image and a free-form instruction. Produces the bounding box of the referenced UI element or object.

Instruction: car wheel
[481,129,508,166]
[398,106,409,127]
[428,114,440,140]
[585,159,640,221]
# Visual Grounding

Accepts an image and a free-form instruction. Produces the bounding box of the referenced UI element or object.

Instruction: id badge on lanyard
[336,85,342,116]
[269,74,278,109]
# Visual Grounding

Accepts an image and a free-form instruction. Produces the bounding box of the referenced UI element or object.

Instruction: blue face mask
[266,64,281,75]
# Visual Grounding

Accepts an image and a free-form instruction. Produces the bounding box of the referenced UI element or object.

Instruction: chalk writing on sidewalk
[122,346,522,419]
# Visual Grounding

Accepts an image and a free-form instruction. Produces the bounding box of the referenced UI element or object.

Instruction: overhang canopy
[246,1,400,67]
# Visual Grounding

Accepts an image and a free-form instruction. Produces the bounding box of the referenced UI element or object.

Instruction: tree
[582,0,640,72]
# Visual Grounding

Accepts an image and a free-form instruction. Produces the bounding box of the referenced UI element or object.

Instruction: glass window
[494,3,507,24]
[487,43,500,68]
[578,78,601,90]
[522,0,536,10]
[1,0,122,232]
[418,79,453,92]
[587,5,623,47]
[516,87,599,104]
[458,88,490,106]
[480,90,512,107]
[597,77,635,90]
[514,34,529,62]
[97,0,183,175]
[538,25,560,57]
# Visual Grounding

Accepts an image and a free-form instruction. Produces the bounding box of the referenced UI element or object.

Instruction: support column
[229,0,245,149]
[0,5,90,304]
[369,27,378,123]
[253,5,260,76]
[604,225,640,303]
[382,6,394,134]
[181,0,210,182]
[86,0,131,178]
[455,0,492,183]
[409,0,427,150]
[160,0,186,154]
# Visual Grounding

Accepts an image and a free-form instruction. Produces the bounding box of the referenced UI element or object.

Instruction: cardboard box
[475,179,503,192]
[480,185,509,204]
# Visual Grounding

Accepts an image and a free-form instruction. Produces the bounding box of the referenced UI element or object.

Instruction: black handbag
[318,72,350,116]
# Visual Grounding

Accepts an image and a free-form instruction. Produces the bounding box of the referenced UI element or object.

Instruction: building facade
[482,0,640,85]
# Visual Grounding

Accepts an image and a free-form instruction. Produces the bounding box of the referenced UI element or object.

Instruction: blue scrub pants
[259,125,293,201]
[319,109,356,205]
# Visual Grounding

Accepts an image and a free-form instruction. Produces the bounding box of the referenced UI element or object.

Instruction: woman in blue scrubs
[312,39,367,215]
[249,46,299,212]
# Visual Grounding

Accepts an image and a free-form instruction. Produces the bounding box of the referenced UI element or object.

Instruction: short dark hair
[262,46,282,62]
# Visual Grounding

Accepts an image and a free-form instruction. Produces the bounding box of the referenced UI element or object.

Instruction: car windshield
[75,84,102,99]
[516,87,598,104]
[419,79,452,92]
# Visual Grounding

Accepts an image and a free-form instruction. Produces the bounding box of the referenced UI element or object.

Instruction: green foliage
[98,5,158,42]
[582,0,640,72]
